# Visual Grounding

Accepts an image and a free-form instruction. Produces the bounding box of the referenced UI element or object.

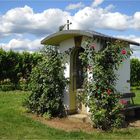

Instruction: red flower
[121,49,127,55]
[90,44,96,49]
[107,89,111,95]
[120,99,128,105]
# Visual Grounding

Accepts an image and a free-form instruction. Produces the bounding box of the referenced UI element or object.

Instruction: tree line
[0,48,42,90]
[131,58,140,86]
[0,48,139,90]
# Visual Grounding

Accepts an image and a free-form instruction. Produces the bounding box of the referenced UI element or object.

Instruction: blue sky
[0,0,140,57]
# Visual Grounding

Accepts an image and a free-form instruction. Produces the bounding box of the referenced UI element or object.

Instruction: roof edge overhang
[41,30,140,46]
[41,30,93,46]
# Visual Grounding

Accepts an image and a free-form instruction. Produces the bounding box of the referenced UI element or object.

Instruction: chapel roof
[41,30,140,46]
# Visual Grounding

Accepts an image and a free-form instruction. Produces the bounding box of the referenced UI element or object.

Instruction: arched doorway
[69,47,84,113]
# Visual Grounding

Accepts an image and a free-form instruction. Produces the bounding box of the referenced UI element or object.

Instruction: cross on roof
[66,20,72,30]
[59,20,72,31]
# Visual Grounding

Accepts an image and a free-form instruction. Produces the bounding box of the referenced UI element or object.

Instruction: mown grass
[131,87,140,104]
[0,90,140,140]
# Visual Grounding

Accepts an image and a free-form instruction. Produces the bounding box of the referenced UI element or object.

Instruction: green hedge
[0,84,16,91]
[0,49,42,91]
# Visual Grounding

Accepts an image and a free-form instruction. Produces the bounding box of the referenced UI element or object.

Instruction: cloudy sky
[0,0,140,57]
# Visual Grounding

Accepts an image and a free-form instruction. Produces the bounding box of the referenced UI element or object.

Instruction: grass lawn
[0,90,140,140]
[131,87,140,104]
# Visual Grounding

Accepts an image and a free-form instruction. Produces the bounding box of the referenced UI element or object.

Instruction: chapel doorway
[75,47,84,89]
[69,47,84,113]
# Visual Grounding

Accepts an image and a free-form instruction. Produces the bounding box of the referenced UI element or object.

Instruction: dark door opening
[75,47,84,89]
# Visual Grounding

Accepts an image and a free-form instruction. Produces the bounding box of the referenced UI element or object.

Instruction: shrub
[0,84,16,91]
[79,40,131,130]
[24,46,67,117]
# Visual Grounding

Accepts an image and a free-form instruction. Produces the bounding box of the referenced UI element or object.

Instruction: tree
[0,48,7,81]
[130,58,140,86]
[20,52,42,87]
[6,50,22,88]
[0,48,42,90]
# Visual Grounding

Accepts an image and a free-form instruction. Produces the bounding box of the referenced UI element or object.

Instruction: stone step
[68,114,91,123]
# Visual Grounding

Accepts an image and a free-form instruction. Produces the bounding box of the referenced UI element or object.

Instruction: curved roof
[41,30,140,46]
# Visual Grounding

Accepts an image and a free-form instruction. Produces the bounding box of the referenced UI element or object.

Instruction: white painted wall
[115,58,130,93]
[59,38,75,53]
[59,38,75,110]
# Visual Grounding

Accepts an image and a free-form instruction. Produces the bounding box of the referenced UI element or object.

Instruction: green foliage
[0,84,16,91]
[130,58,140,86]
[0,48,7,81]
[0,48,42,90]
[20,52,42,89]
[43,112,52,119]
[0,49,21,87]
[24,46,67,117]
[79,40,131,130]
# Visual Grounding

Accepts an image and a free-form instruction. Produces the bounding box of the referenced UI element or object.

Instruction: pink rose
[120,99,128,105]
[121,49,127,55]
[107,89,111,95]
[90,44,96,49]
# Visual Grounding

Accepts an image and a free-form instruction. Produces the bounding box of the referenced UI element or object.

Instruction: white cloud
[0,5,140,41]
[65,2,85,10]
[0,4,140,51]
[0,5,70,37]
[91,0,104,7]
[71,7,129,31]
[132,12,140,29]
[0,38,43,52]
[116,35,140,44]
[99,12,130,30]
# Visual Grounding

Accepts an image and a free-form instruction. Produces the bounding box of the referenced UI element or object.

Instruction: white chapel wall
[115,57,130,93]
[59,38,75,109]
[59,38,75,53]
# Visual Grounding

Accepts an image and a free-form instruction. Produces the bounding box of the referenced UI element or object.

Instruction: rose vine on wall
[79,39,132,130]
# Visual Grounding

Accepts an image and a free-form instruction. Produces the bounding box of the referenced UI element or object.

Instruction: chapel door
[75,48,84,89]
[69,47,84,114]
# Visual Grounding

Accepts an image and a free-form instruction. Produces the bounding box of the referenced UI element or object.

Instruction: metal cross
[59,20,72,31]
[66,20,72,30]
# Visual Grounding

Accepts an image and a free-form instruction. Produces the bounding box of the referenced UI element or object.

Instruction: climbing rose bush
[79,39,132,130]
